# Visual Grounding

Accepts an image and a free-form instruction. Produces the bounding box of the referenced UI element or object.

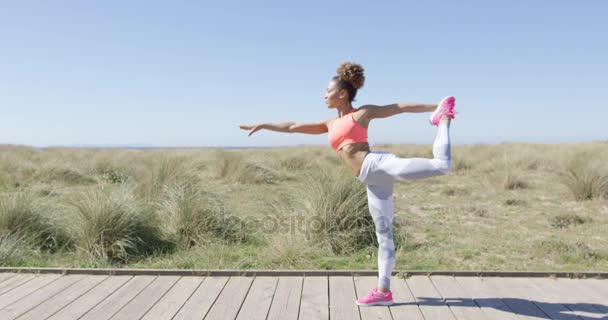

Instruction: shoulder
[357,104,379,110]
[356,105,380,113]
[355,104,380,121]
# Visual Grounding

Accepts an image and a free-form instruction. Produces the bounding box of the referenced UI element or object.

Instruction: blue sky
[1,0,606,147]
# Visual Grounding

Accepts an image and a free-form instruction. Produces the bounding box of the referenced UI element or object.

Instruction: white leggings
[356,121,451,289]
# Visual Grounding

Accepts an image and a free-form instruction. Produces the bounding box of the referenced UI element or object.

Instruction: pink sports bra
[328,108,368,151]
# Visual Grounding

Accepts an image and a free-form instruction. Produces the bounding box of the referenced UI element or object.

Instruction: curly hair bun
[336,61,365,90]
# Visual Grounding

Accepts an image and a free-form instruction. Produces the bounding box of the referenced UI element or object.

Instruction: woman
[239,61,455,306]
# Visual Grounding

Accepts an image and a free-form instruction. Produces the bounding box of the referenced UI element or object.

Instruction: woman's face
[324,80,345,108]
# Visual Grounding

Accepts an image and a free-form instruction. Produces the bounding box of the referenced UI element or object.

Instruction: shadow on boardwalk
[396,297,608,320]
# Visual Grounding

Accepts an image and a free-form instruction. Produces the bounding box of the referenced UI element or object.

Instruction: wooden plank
[0,272,16,284]
[585,279,608,296]
[529,277,604,319]
[482,277,549,320]
[47,276,132,320]
[555,278,608,314]
[329,276,360,320]
[0,274,37,295]
[588,278,608,295]
[110,275,181,320]
[0,274,62,309]
[299,276,329,320]
[0,274,84,320]
[504,277,579,320]
[17,275,109,320]
[266,277,302,320]
[171,276,228,320]
[140,276,205,320]
[430,276,489,320]
[77,275,156,320]
[406,276,456,320]
[236,276,278,320]
[388,276,424,320]
[353,276,392,320]
[203,276,254,320]
[455,277,519,320]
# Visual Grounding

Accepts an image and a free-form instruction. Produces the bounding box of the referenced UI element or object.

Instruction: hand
[239,124,263,137]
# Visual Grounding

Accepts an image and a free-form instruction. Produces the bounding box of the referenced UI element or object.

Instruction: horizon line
[2,140,607,150]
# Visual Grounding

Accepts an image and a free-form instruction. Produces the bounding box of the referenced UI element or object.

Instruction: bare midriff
[337,142,370,177]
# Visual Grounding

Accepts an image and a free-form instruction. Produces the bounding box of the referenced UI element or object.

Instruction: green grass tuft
[0,192,70,252]
[65,186,169,264]
[560,154,608,201]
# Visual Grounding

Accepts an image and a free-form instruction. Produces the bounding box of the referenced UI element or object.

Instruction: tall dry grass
[157,181,249,248]
[0,231,39,266]
[0,192,69,252]
[0,143,607,270]
[560,153,608,201]
[272,168,404,255]
[64,186,167,263]
[213,150,283,184]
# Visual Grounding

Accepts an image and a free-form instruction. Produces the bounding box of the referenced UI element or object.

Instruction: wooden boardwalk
[0,271,607,319]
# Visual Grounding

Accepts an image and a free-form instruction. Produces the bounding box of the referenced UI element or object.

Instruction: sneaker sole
[429,96,455,125]
[356,300,394,306]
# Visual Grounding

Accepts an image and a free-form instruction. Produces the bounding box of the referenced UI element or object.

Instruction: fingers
[248,126,260,136]
[240,124,260,137]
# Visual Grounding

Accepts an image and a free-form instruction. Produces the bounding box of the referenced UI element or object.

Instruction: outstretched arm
[359,102,437,119]
[239,119,330,136]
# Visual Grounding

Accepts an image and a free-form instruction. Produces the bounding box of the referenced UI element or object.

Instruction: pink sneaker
[429,96,456,126]
[356,287,394,306]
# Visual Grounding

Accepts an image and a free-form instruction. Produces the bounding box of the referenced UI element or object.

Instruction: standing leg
[366,183,395,291]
